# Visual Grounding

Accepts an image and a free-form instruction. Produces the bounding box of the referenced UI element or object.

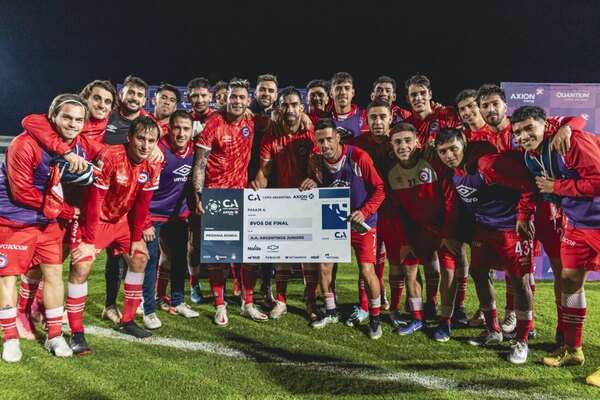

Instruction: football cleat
[451,306,469,328]
[389,309,407,329]
[142,313,162,330]
[468,308,485,327]
[542,346,585,367]
[214,305,228,327]
[306,304,322,322]
[45,335,73,357]
[70,332,91,355]
[311,314,339,329]
[16,312,40,340]
[501,311,517,334]
[268,301,287,320]
[156,296,173,313]
[174,303,200,318]
[507,340,529,364]
[468,329,503,346]
[433,322,451,342]
[369,324,383,340]
[381,292,390,311]
[2,339,22,363]
[345,306,369,327]
[190,284,203,304]
[241,303,268,322]
[136,298,144,316]
[121,321,152,339]
[394,318,424,335]
[101,305,122,325]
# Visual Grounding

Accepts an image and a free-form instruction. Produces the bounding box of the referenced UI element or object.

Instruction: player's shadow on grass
[221,332,424,395]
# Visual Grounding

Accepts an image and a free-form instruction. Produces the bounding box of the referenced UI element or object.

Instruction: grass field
[1,252,599,400]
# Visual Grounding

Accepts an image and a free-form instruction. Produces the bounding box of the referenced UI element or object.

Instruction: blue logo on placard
[322,204,348,229]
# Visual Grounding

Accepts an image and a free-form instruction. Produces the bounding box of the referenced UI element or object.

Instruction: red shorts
[470,226,534,276]
[400,226,458,270]
[378,215,402,263]
[77,220,133,261]
[560,225,600,271]
[534,203,565,259]
[0,223,64,276]
[352,228,377,264]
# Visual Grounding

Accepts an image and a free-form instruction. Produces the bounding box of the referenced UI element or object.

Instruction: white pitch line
[85,325,586,400]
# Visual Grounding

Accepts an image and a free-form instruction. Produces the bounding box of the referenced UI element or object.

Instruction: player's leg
[311,263,337,328]
[303,263,320,321]
[16,266,43,339]
[240,263,268,322]
[0,275,21,362]
[394,259,424,335]
[270,263,291,319]
[376,236,388,311]
[260,263,275,310]
[186,213,203,304]
[207,263,228,326]
[120,250,152,338]
[102,252,125,323]
[141,222,163,330]
[68,259,93,354]
[452,243,470,327]
[155,238,172,309]
[388,263,405,328]
[422,253,440,320]
[434,247,458,342]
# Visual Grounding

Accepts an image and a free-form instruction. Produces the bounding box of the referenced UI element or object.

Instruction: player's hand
[550,125,572,156]
[143,226,156,242]
[196,198,205,215]
[535,176,555,194]
[399,245,416,263]
[71,207,81,221]
[348,210,366,224]
[431,100,444,111]
[63,152,88,174]
[422,142,436,162]
[243,108,254,120]
[71,242,96,263]
[516,220,535,240]
[130,240,149,257]
[299,178,317,191]
[299,112,313,131]
[440,238,462,256]
[148,146,164,163]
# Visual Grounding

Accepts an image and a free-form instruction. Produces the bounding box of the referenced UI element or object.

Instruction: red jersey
[148,113,170,136]
[360,105,411,133]
[259,127,318,188]
[405,106,462,145]
[190,108,217,137]
[348,133,395,178]
[306,109,331,126]
[195,112,255,189]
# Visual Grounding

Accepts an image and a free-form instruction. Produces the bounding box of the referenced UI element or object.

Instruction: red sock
[389,274,403,310]
[358,278,369,312]
[304,270,319,305]
[481,303,501,333]
[275,269,290,303]
[369,297,381,317]
[0,308,18,341]
[35,277,44,305]
[188,264,200,287]
[376,240,386,290]
[515,309,533,343]
[208,268,225,307]
[45,307,64,339]
[562,292,586,348]
[17,274,40,315]
[425,272,439,304]
[156,265,170,299]
[66,282,87,334]
[505,275,515,312]
[241,264,257,304]
[455,277,468,307]
[121,272,143,324]
[408,297,423,321]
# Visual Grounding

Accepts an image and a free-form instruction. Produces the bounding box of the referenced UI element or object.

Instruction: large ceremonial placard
[200,188,351,263]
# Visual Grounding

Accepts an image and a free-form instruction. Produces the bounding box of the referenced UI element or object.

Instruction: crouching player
[69,116,162,353]
[304,118,385,339]
[435,128,537,364]
[0,94,94,361]
[386,122,467,341]
[511,106,600,385]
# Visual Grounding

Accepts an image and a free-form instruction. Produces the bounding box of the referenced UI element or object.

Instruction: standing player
[305,118,385,339]
[0,94,95,361]
[363,76,411,127]
[212,81,229,110]
[510,106,600,385]
[249,74,279,115]
[251,86,318,320]
[104,76,149,144]
[305,79,331,125]
[150,83,180,135]
[330,72,366,143]
[386,122,468,341]
[435,128,537,364]
[68,116,162,353]
[193,78,269,326]
[140,111,199,330]
[187,77,216,138]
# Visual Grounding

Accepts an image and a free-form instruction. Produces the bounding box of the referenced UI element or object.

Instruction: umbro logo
[173,165,191,177]
[456,185,477,197]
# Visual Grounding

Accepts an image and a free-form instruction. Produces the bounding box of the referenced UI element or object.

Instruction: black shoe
[528,327,537,340]
[121,320,152,339]
[70,332,91,355]
[451,306,469,328]
[503,328,517,341]
[424,300,438,320]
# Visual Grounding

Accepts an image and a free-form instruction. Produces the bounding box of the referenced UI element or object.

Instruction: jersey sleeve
[22,114,72,156]
[259,131,275,161]
[554,131,600,197]
[129,190,154,242]
[479,153,537,222]
[81,185,108,243]
[439,172,460,238]
[93,150,114,190]
[440,107,462,129]
[143,162,162,191]
[547,116,587,133]
[5,137,45,210]
[195,118,216,150]
[352,149,385,218]
[80,136,106,161]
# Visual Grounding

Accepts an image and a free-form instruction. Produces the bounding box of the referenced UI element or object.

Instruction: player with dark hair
[187,77,215,138]
[212,81,229,110]
[305,118,385,339]
[68,116,163,353]
[251,86,318,320]
[0,94,100,361]
[330,72,366,143]
[150,83,181,135]
[365,76,411,127]
[510,106,600,382]
[306,79,331,124]
[435,128,537,364]
[250,74,279,115]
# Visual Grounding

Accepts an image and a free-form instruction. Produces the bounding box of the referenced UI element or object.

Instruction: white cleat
[501,311,517,334]
[268,301,287,320]
[142,312,162,330]
[241,302,268,322]
[507,340,529,364]
[44,335,73,357]
[174,303,199,318]
[2,339,22,363]
[214,305,228,326]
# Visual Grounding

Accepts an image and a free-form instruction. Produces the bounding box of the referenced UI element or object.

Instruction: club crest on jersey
[428,120,440,135]
[0,253,7,269]
[297,145,308,156]
[241,126,251,138]
[137,172,150,184]
[418,168,432,183]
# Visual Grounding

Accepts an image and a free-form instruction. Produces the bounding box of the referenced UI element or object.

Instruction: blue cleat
[190,284,203,304]
[345,306,369,327]
[433,322,451,342]
[393,318,425,335]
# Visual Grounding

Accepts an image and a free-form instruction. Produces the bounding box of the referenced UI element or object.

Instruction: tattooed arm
[192,146,211,214]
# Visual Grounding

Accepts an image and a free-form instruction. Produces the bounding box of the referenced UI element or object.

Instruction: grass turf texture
[1,252,599,400]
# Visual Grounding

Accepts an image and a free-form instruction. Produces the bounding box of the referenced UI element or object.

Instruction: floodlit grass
[1,252,599,399]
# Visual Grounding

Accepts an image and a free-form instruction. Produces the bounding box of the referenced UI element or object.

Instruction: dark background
[1,0,598,135]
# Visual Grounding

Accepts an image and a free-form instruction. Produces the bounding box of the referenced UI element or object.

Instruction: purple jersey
[332,105,365,143]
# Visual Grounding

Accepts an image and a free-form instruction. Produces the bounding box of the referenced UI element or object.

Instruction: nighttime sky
[1,1,598,135]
